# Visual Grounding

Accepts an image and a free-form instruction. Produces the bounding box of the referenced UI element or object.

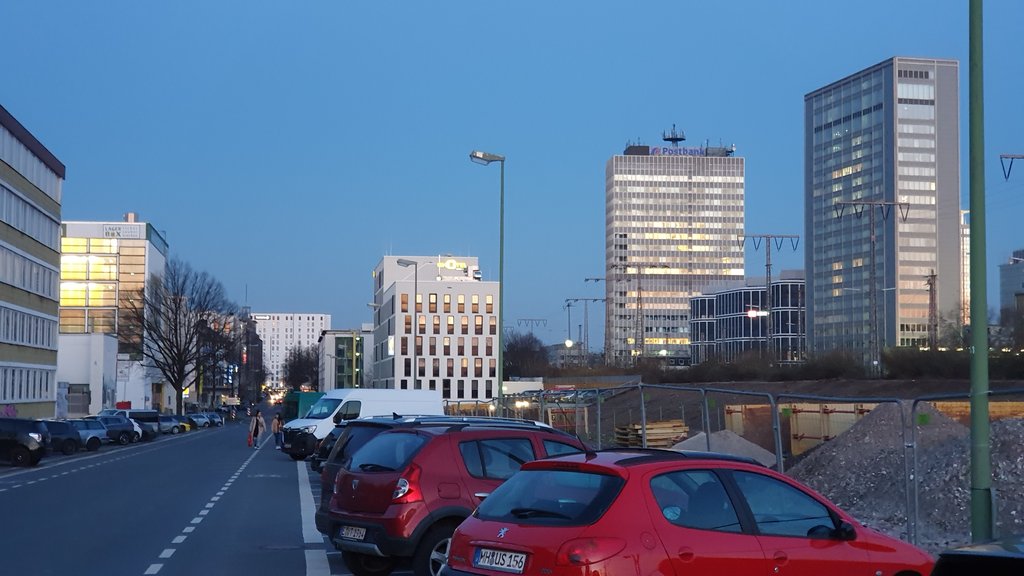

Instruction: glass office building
[605,142,745,366]
[804,57,961,365]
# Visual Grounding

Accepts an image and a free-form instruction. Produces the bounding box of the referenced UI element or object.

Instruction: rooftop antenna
[662,124,686,147]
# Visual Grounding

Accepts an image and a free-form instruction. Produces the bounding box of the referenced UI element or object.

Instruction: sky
[4,1,1023,349]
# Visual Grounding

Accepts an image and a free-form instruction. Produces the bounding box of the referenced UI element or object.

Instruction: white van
[280,389,443,459]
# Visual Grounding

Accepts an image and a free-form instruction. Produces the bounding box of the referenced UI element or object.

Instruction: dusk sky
[4,1,1023,347]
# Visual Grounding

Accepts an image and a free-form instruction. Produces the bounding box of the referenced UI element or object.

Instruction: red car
[442,449,934,576]
[329,420,586,576]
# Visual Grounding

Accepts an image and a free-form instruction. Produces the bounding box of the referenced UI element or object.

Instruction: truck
[279,391,325,422]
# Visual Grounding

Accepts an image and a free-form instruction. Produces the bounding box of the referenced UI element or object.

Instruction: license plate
[341,526,366,540]
[283,443,291,449]
[474,548,526,574]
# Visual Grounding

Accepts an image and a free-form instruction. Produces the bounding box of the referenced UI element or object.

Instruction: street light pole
[470,150,506,415]
[396,259,419,390]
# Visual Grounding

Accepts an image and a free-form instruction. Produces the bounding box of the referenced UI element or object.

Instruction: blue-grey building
[999,249,1024,319]
[805,57,961,366]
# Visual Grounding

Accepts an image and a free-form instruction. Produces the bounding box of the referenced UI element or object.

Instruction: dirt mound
[673,429,776,467]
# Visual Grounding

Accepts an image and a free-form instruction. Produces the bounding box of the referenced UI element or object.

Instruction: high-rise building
[804,57,961,364]
[0,105,64,419]
[251,313,331,386]
[999,249,1024,319]
[604,137,745,366]
[960,210,971,326]
[369,255,499,402]
[60,213,169,410]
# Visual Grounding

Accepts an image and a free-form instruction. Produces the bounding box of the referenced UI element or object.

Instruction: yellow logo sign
[436,258,468,271]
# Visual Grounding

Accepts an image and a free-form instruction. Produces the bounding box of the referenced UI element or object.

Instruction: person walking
[271,413,285,450]
[249,410,267,449]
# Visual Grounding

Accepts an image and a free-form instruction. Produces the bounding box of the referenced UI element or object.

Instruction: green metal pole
[498,159,505,417]
[968,0,992,543]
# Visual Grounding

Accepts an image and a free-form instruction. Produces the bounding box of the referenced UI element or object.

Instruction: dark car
[309,425,346,474]
[68,419,106,451]
[86,415,134,445]
[42,420,81,455]
[0,417,50,466]
[328,418,586,576]
[931,534,1024,576]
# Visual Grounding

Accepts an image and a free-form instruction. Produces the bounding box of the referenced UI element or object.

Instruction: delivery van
[280,389,443,460]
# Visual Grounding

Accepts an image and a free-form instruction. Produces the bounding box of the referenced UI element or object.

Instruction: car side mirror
[834,521,856,541]
[333,412,343,425]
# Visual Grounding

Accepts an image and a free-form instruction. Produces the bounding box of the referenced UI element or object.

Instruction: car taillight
[555,538,626,566]
[392,463,423,503]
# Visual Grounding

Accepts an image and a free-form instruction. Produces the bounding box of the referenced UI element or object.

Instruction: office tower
[0,105,64,418]
[604,134,745,366]
[805,57,960,365]
[251,312,331,386]
[999,249,1024,319]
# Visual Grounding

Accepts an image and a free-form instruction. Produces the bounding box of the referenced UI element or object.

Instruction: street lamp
[396,259,419,389]
[469,150,506,414]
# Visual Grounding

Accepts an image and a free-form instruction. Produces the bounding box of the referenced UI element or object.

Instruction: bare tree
[119,258,237,414]
[504,330,550,377]
[283,344,320,391]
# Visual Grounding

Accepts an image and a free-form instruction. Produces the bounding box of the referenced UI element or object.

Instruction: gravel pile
[673,429,777,467]
[787,402,1024,553]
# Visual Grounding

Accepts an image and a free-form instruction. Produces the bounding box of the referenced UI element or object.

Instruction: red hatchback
[442,449,934,576]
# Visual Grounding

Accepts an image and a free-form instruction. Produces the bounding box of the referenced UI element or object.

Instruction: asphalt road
[0,411,402,576]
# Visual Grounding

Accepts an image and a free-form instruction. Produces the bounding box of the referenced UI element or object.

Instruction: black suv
[0,417,50,466]
[42,420,81,455]
[326,417,586,576]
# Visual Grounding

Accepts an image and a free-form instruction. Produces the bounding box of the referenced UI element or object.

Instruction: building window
[417,357,425,377]
[447,358,454,377]
[458,295,465,313]
[458,337,465,355]
[486,381,493,398]
[429,337,437,355]
[486,294,493,314]
[416,335,423,356]
[472,294,479,313]
[401,378,408,390]
[489,317,497,335]
[489,359,496,378]
[461,317,469,335]
[432,315,440,334]
[418,315,426,335]
[429,293,437,313]
[404,358,411,377]
[447,316,455,334]
[432,358,440,377]
[443,294,451,313]
[404,315,412,334]
[457,379,465,399]
[485,337,493,356]
[474,358,483,378]
[429,380,436,391]
[443,337,451,355]
[416,293,422,313]
[471,338,479,355]
[471,380,479,399]
[401,293,409,313]
[461,358,469,377]
[475,316,484,335]
[442,379,451,399]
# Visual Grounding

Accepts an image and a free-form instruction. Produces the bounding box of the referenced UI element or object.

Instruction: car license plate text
[474,548,526,574]
[341,526,366,540]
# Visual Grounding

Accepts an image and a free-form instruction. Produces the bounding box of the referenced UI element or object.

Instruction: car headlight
[29,432,42,442]
[302,425,317,434]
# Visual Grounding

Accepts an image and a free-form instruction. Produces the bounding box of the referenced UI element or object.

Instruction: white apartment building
[252,312,331,386]
[369,255,499,402]
[0,105,64,419]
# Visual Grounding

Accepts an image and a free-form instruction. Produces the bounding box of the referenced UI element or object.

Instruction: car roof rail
[605,448,763,467]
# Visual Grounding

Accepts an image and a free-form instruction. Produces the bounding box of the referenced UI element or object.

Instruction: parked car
[158,415,184,434]
[203,412,224,427]
[68,419,106,451]
[328,418,586,576]
[931,534,1024,576]
[168,415,192,432]
[442,448,935,576]
[309,425,346,474]
[42,420,82,455]
[86,415,135,445]
[186,413,211,428]
[132,418,159,441]
[0,417,49,466]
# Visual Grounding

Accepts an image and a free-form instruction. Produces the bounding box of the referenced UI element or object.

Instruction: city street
[0,412,401,576]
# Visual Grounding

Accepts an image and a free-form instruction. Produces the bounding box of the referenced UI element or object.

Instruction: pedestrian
[249,409,267,449]
[272,413,285,450]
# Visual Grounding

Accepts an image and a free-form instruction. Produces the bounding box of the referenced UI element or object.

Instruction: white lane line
[199,510,209,516]
[297,461,321,544]
[182,527,195,533]
[0,488,6,492]
[172,536,186,544]
[159,549,175,559]
[211,496,220,501]
[12,485,21,489]
[144,564,162,575]
[205,502,215,508]
[216,491,224,496]
[190,517,203,524]
[305,549,331,576]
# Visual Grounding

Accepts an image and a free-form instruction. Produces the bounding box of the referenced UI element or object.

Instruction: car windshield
[475,469,624,526]
[304,398,342,420]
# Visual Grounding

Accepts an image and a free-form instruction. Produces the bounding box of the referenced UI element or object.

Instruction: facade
[318,326,370,391]
[960,210,971,325]
[804,57,961,366]
[251,312,330,386]
[604,140,745,366]
[999,249,1024,319]
[60,213,169,411]
[55,333,117,417]
[369,255,499,402]
[689,275,806,364]
[0,105,64,419]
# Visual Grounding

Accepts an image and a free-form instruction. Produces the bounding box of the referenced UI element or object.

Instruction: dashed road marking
[144,564,162,575]
[190,517,203,524]
[172,536,186,544]
[182,527,195,534]
[159,549,175,559]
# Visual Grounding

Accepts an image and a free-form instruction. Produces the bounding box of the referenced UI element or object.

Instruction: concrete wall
[56,333,117,416]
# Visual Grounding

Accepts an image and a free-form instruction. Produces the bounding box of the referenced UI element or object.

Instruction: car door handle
[773,551,788,564]
[676,547,695,562]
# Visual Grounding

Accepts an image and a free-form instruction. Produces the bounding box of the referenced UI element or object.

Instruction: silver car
[67,419,107,451]
[186,413,211,428]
